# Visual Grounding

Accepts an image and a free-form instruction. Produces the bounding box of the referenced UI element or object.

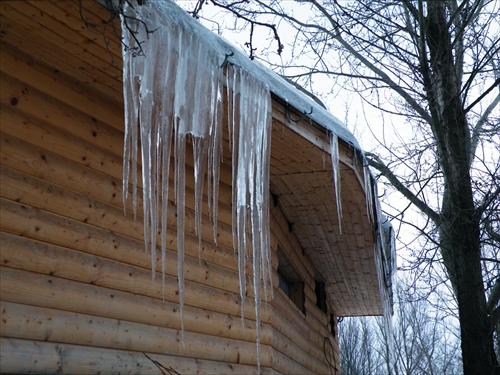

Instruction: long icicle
[159,23,176,300]
[120,8,142,221]
[329,133,342,233]
[121,2,273,371]
[233,69,273,373]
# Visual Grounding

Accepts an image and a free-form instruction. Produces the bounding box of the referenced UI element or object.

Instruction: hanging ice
[121,1,272,371]
[329,133,342,232]
[226,64,273,371]
[364,164,376,224]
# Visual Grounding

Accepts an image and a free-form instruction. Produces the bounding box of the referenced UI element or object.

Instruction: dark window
[277,246,305,314]
[278,269,290,296]
[315,280,328,314]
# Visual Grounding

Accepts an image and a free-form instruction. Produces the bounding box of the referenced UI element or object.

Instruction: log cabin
[0,0,395,373]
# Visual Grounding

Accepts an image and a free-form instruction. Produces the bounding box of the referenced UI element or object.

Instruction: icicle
[364,164,374,223]
[208,76,223,245]
[193,136,208,258]
[120,7,143,221]
[176,130,187,342]
[172,27,192,341]
[229,66,240,253]
[231,69,273,374]
[138,32,154,261]
[159,21,176,299]
[235,67,249,328]
[120,27,133,216]
[147,26,170,286]
[121,2,273,371]
[373,183,394,321]
[160,115,173,299]
[329,133,342,233]
[260,89,274,304]
[252,208,262,372]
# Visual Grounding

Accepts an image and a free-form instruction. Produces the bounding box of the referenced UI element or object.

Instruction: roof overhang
[268,96,393,316]
[2,0,395,317]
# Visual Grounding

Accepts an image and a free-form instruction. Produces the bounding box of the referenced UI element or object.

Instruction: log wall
[0,1,341,373]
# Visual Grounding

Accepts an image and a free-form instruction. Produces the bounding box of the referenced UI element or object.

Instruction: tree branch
[218,0,432,125]
[460,39,500,102]
[308,0,433,125]
[470,89,500,165]
[477,184,500,219]
[366,152,440,224]
[491,305,500,329]
[465,77,500,115]
[487,277,500,324]
[481,258,500,264]
[485,217,500,244]
[204,0,284,58]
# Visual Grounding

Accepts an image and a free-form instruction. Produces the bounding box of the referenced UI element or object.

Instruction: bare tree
[183,1,500,374]
[389,282,463,375]
[339,280,463,375]
[339,316,385,375]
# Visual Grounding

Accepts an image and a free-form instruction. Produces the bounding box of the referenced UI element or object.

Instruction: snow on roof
[148,0,362,150]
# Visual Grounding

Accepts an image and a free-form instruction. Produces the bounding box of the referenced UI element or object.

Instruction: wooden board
[0,338,274,374]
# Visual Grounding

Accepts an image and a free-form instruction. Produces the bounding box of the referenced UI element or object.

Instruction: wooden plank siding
[0,1,341,373]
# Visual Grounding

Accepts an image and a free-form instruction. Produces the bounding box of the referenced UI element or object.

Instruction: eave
[268,97,385,316]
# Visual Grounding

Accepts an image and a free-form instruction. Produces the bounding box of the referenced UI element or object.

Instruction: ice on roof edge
[146,0,361,150]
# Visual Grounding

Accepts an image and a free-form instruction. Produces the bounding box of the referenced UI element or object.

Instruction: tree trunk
[440,208,499,375]
[424,2,500,374]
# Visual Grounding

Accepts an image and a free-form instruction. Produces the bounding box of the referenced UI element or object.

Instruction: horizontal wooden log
[1,50,301,270]
[0,75,124,161]
[0,233,336,350]
[0,93,232,209]
[0,142,336,368]
[0,126,276,292]
[271,290,334,363]
[0,99,125,186]
[0,301,272,367]
[270,325,330,374]
[49,0,123,57]
[0,215,271,309]
[0,139,240,270]
[270,346,311,375]
[0,250,336,370]
[0,48,236,189]
[0,182,263,297]
[0,161,189,256]
[0,85,236,234]
[0,38,120,104]
[27,0,122,60]
[0,337,274,374]
[304,295,334,336]
[0,265,272,345]
[2,92,236,247]
[0,120,235,250]
[0,218,264,322]
[0,32,122,127]
[0,126,128,210]
[0,2,119,71]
